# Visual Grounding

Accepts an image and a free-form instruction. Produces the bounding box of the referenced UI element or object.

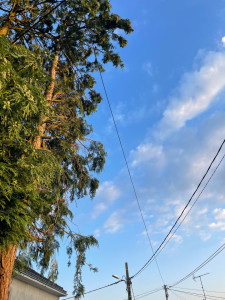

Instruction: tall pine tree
[0,1,133,299]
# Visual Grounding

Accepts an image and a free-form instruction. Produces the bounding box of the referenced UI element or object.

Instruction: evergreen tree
[0,1,133,299]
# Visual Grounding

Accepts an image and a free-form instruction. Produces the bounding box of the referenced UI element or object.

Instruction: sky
[56,1,225,300]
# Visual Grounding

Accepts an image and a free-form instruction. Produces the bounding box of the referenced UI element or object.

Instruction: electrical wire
[134,287,163,298]
[131,140,225,279]
[169,289,225,300]
[133,152,225,283]
[176,287,225,294]
[131,283,136,300]
[134,287,163,299]
[93,49,165,284]
[63,280,123,300]
[9,0,225,294]
[121,288,162,300]
[170,289,186,300]
[63,50,225,296]
[154,154,225,259]
[169,240,225,287]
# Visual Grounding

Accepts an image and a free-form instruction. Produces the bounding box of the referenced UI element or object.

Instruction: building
[9,267,67,300]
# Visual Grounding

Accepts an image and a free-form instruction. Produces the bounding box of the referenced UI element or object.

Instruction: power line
[135,287,163,299]
[154,154,225,259]
[131,284,136,300]
[170,289,186,300]
[176,287,225,294]
[80,120,225,293]
[133,152,225,281]
[93,49,165,284]
[63,280,123,300]
[121,288,163,300]
[169,241,225,287]
[131,139,225,279]
[134,286,163,298]
[169,289,225,300]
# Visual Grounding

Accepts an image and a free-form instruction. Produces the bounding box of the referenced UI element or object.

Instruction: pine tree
[0,1,133,299]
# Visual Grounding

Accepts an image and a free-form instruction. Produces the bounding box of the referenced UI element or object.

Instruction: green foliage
[0,0,132,298]
[0,36,49,248]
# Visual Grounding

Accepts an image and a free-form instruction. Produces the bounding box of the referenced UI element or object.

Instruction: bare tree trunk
[0,245,17,300]
[0,0,18,36]
[33,51,59,149]
[46,52,59,103]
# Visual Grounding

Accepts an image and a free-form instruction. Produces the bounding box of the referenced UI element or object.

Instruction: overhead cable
[135,287,163,299]
[131,139,225,279]
[169,289,225,300]
[169,241,225,287]
[176,287,225,294]
[94,49,165,284]
[134,286,163,298]
[131,284,136,300]
[63,280,123,300]
[154,154,225,259]
[170,289,186,300]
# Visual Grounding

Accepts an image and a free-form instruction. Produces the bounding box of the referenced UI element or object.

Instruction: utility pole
[125,262,132,300]
[164,285,169,300]
[193,273,209,300]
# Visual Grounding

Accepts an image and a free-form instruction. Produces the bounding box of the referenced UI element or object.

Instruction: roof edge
[14,268,67,297]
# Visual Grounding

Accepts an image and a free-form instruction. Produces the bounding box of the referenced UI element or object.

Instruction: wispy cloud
[106,102,149,133]
[130,143,164,167]
[93,228,101,238]
[156,49,225,138]
[129,113,225,241]
[209,208,225,231]
[92,181,121,219]
[103,210,125,233]
[96,38,225,244]
[222,36,225,47]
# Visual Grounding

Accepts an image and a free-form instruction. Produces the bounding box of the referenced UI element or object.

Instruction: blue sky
[57,1,225,299]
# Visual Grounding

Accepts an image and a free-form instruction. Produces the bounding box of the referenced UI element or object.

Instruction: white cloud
[209,222,225,230]
[198,230,212,241]
[157,50,225,138]
[106,102,149,132]
[198,208,208,215]
[213,208,225,219]
[95,40,225,245]
[96,181,121,202]
[92,181,121,219]
[222,36,225,46]
[127,113,225,242]
[130,143,164,167]
[103,211,125,233]
[93,229,101,238]
[171,233,183,244]
[209,208,225,231]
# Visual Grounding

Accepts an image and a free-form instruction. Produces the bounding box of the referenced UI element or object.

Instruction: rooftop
[14,266,67,297]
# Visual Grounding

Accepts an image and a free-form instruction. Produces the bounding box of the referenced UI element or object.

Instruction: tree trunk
[0,0,18,36]
[0,245,17,300]
[34,52,59,150]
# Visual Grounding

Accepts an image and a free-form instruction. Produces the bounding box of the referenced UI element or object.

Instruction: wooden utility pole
[125,262,132,300]
[164,285,169,300]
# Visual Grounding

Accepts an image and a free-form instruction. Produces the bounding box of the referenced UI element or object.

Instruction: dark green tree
[0,1,133,300]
